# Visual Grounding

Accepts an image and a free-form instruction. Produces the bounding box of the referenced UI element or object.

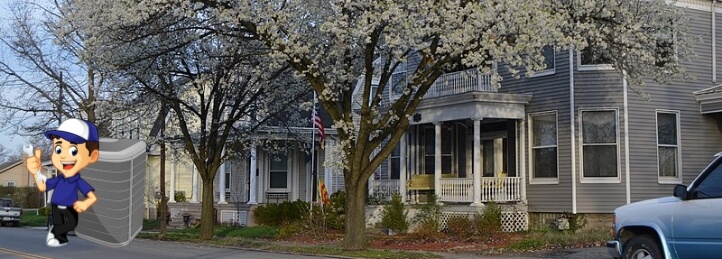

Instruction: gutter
[623,71,631,204]
[569,46,577,214]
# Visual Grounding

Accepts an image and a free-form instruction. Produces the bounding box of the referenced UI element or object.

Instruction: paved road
[0,227,329,259]
[1,227,611,259]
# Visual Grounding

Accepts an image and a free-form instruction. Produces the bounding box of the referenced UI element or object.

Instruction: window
[655,27,675,67]
[691,158,722,199]
[529,112,558,183]
[657,111,681,183]
[6,181,16,187]
[578,42,614,70]
[269,153,288,189]
[390,71,407,100]
[224,162,231,190]
[389,144,400,180]
[581,109,619,181]
[531,45,556,77]
[422,125,453,175]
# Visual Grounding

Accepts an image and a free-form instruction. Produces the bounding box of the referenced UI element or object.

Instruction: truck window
[693,161,722,199]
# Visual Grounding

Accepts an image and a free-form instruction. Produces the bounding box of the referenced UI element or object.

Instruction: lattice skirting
[439,211,528,232]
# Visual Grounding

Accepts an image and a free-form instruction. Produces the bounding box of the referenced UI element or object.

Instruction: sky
[0,2,44,155]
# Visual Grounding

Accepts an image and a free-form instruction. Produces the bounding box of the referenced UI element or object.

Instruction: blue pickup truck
[607,154,722,259]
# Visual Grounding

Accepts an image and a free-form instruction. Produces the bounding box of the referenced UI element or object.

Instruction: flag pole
[310,92,317,212]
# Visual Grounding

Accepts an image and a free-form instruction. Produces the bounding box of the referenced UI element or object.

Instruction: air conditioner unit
[75,138,146,247]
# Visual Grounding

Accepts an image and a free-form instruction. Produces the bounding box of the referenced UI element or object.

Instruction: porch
[370,176,522,203]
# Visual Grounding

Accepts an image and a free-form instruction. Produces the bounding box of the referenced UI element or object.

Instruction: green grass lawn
[20,213,47,227]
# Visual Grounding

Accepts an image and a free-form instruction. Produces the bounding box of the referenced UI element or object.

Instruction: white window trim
[579,108,622,183]
[6,181,16,187]
[577,50,614,71]
[389,71,407,101]
[267,153,291,192]
[656,109,683,184]
[530,46,556,77]
[528,111,560,185]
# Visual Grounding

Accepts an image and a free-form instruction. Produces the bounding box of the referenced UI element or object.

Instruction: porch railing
[424,68,495,98]
[439,177,522,203]
[370,179,400,201]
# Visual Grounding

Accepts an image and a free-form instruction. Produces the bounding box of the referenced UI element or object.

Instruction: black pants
[51,205,78,244]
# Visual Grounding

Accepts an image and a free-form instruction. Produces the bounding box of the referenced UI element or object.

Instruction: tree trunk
[199,177,215,240]
[343,178,368,250]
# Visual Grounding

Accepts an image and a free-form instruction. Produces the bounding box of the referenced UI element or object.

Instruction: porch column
[519,119,527,202]
[169,158,176,203]
[434,121,442,199]
[218,149,227,204]
[472,118,482,206]
[190,165,199,203]
[248,146,258,204]
[325,140,333,193]
[399,132,408,204]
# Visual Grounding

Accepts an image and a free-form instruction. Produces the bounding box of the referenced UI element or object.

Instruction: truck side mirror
[673,184,688,200]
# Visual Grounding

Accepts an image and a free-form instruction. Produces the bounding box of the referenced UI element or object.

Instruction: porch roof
[410,92,533,125]
[694,84,722,114]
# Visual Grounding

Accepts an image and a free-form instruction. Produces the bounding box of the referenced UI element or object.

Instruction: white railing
[439,178,474,202]
[370,179,401,201]
[424,68,495,98]
[439,177,522,203]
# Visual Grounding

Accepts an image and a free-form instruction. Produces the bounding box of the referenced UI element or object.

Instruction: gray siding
[626,8,722,203]
[498,49,574,213]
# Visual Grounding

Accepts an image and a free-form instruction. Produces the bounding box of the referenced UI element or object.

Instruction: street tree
[60,3,311,239]
[63,0,695,249]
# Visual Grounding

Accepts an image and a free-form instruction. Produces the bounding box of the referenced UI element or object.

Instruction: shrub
[445,215,475,240]
[38,206,51,216]
[380,193,408,233]
[174,191,187,203]
[475,202,502,236]
[412,194,442,240]
[366,192,388,205]
[325,191,346,230]
[278,222,304,239]
[253,200,308,227]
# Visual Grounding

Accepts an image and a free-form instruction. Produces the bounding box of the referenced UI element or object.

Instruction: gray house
[368,0,722,230]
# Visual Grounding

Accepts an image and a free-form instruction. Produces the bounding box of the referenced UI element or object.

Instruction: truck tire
[623,235,663,259]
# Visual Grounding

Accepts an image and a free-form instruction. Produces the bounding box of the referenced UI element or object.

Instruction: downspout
[569,46,577,214]
[623,71,631,204]
[714,1,717,83]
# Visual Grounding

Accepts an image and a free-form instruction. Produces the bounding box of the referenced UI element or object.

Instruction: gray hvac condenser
[75,138,146,247]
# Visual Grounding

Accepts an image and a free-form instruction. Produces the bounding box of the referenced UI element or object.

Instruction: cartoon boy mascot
[26,118,100,247]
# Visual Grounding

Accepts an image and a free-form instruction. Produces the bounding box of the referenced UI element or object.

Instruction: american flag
[312,107,325,146]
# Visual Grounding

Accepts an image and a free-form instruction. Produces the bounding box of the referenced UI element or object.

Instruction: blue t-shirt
[46,173,94,206]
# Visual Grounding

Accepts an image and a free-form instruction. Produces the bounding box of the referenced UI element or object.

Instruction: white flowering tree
[63,0,694,249]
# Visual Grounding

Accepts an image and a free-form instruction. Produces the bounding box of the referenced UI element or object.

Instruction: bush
[380,193,408,233]
[445,215,475,240]
[475,202,502,237]
[325,191,345,230]
[412,194,442,240]
[253,200,308,227]
[560,211,587,232]
[38,206,51,216]
[174,191,187,202]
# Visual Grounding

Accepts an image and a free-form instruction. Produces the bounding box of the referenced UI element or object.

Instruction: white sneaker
[46,238,66,247]
[46,225,54,243]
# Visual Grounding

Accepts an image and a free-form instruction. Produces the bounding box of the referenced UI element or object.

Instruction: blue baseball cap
[44,119,99,143]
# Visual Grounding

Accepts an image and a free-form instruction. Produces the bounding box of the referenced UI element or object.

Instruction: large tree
[65,0,694,249]
[60,2,310,239]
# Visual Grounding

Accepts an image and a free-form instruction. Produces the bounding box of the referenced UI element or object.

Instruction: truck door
[671,161,722,258]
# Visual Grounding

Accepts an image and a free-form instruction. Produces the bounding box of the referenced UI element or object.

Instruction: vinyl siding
[624,8,722,203]
[498,48,574,213]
